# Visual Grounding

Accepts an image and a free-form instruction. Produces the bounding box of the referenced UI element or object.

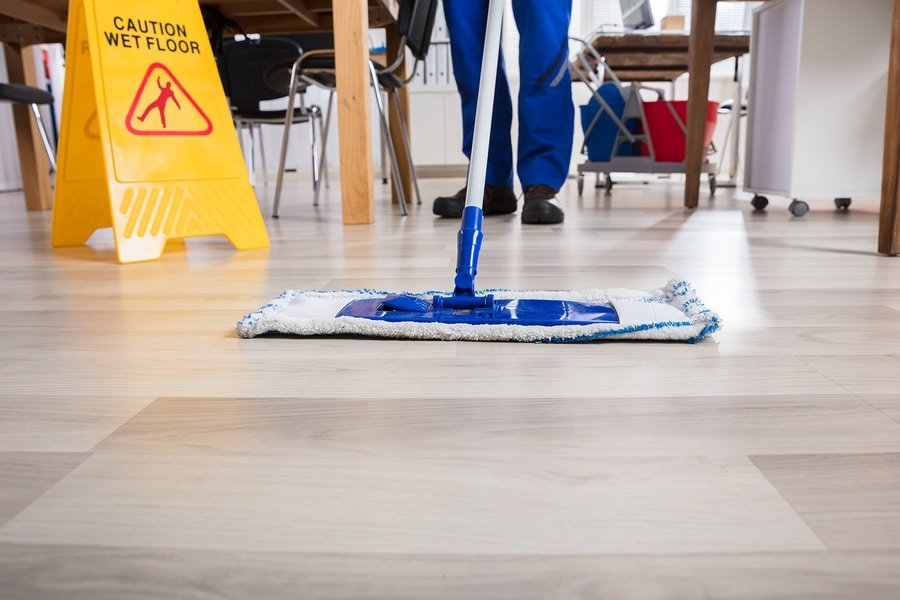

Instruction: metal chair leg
[235,118,244,153]
[273,68,301,219]
[313,109,327,206]
[246,122,256,188]
[255,123,267,182]
[380,90,389,185]
[309,106,322,206]
[390,88,422,206]
[30,104,56,172]
[369,62,408,216]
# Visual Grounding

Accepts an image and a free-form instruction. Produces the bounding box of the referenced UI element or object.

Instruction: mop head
[237,278,720,344]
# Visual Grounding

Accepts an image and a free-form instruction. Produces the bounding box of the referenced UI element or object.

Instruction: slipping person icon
[137,77,181,128]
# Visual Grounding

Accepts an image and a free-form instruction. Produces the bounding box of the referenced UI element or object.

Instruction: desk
[686,0,900,255]
[0,0,404,225]
[582,32,749,83]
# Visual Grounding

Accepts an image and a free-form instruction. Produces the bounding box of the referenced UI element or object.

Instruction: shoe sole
[521,208,564,224]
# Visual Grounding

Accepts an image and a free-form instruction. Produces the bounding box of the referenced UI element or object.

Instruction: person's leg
[137,101,156,122]
[435,0,517,217]
[512,0,573,223]
[445,0,514,187]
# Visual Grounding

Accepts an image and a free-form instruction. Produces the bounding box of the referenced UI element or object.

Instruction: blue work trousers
[444,0,574,190]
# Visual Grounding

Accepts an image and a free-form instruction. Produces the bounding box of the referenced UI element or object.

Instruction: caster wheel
[751,194,769,211]
[835,197,852,211]
[708,173,717,197]
[604,173,614,193]
[577,173,584,196]
[789,199,810,217]
[381,178,388,185]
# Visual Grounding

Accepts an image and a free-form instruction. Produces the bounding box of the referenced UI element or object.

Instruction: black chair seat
[376,71,404,91]
[0,83,53,105]
[302,70,338,89]
[263,61,311,96]
[302,55,338,70]
[232,107,312,124]
[296,55,338,89]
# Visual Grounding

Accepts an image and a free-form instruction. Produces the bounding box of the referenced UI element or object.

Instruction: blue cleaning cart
[570,35,718,197]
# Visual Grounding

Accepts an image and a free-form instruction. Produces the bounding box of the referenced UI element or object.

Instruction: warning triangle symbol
[125,62,213,136]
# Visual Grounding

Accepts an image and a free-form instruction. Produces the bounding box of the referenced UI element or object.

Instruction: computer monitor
[619,0,654,30]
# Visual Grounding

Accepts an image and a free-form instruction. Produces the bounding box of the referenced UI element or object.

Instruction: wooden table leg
[4,42,53,212]
[879,0,900,256]
[684,0,717,209]
[333,0,375,224]
[386,23,413,206]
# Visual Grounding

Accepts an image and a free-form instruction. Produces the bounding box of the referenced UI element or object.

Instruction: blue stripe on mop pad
[237,278,721,344]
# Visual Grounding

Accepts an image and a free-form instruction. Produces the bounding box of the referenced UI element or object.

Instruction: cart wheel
[577,173,584,197]
[834,197,852,211]
[708,173,717,197]
[604,173,614,193]
[789,199,810,217]
[751,194,769,211]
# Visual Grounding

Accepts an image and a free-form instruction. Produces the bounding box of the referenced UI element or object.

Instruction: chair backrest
[283,32,335,52]
[0,82,54,105]
[397,0,439,61]
[221,37,301,112]
[281,33,338,88]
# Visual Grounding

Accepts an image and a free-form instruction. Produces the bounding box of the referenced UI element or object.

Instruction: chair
[272,0,439,218]
[220,37,325,196]
[0,83,57,171]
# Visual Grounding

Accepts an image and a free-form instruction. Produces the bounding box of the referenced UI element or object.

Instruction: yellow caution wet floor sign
[52,0,269,263]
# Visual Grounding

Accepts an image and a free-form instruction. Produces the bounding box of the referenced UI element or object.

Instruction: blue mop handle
[453,0,504,298]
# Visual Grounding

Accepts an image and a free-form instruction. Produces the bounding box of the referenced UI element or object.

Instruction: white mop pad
[237,278,721,343]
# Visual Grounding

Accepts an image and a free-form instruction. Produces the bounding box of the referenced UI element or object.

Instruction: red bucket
[641,100,718,163]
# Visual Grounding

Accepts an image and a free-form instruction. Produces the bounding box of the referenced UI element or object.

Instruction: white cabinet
[409,88,465,171]
[745,0,892,204]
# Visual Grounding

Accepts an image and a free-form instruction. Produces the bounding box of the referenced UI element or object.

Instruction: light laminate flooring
[1,177,899,599]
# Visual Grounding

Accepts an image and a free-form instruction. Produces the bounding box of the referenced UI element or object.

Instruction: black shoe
[432,186,517,218]
[521,185,564,224]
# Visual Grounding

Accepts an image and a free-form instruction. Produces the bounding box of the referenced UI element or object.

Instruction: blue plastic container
[580,83,629,161]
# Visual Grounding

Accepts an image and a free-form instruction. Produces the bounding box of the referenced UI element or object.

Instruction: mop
[238,0,721,344]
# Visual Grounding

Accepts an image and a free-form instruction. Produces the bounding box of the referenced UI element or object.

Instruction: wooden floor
[1,176,899,598]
